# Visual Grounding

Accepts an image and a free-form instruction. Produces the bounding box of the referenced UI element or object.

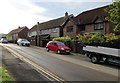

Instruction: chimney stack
[65,12,68,16]
[18,26,21,29]
[37,22,39,25]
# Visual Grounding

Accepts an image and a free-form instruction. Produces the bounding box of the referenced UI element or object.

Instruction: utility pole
[37,22,39,46]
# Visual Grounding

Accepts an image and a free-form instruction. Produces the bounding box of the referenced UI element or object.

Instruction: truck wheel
[91,56,99,64]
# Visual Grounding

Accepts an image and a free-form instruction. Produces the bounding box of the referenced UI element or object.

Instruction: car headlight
[60,48,65,50]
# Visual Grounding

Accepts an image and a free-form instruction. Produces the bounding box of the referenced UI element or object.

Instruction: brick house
[63,5,114,39]
[8,26,29,43]
[28,12,74,46]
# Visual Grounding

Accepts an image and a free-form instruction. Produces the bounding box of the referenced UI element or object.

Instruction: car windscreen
[57,42,65,46]
[21,39,28,42]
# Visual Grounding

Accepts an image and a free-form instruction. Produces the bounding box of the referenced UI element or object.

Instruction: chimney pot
[37,22,39,25]
[18,26,20,29]
[65,12,68,16]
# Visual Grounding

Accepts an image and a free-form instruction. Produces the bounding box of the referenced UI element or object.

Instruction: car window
[53,43,57,46]
[57,42,65,46]
[21,39,26,41]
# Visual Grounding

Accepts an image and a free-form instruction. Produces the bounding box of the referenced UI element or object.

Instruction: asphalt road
[1,45,50,82]
[1,43,119,82]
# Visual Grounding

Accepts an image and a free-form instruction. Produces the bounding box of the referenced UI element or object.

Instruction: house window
[67,26,73,32]
[81,26,85,31]
[94,23,104,30]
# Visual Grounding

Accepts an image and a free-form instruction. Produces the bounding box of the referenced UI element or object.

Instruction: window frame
[94,23,104,30]
[66,26,73,32]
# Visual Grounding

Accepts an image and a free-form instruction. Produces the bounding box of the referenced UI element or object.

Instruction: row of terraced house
[7,5,114,47]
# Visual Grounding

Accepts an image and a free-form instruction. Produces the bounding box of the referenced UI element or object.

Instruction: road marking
[2,44,118,77]
[4,45,65,82]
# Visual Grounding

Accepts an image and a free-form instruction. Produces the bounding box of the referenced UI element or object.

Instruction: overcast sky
[0,0,112,34]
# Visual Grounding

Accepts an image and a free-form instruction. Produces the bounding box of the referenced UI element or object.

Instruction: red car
[46,41,71,54]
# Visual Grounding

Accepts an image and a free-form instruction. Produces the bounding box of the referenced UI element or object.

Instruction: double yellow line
[4,46,65,82]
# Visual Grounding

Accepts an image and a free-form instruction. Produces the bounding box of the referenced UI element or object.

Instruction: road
[1,45,50,81]
[0,43,119,82]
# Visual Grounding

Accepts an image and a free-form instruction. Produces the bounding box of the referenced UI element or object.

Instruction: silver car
[0,38,8,43]
[17,38,30,46]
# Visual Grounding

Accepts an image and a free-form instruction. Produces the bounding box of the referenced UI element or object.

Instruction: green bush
[104,33,120,48]
[52,33,120,53]
[76,33,120,49]
[53,36,71,42]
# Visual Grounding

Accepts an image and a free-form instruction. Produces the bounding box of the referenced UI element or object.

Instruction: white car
[17,38,30,46]
[0,38,8,43]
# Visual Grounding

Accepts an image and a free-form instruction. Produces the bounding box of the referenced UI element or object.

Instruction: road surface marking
[4,45,65,82]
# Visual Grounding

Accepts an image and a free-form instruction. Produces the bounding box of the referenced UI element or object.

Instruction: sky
[0,0,112,34]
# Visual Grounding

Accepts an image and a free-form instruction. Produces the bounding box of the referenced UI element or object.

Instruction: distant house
[8,26,29,43]
[63,5,114,39]
[28,12,74,46]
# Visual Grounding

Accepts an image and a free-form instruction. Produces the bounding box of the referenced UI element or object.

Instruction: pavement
[1,46,50,82]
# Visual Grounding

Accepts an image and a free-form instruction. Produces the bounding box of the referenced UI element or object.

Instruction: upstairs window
[94,23,104,30]
[67,26,73,32]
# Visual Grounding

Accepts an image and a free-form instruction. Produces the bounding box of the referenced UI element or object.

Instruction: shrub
[76,33,120,49]
[104,33,120,48]
[53,36,71,42]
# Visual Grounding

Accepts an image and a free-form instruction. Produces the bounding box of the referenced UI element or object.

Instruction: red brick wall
[18,27,29,39]
[85,24,94,33]
[105,22,114,34]
[83,22,114,35]
[63,20,77,39]
[64,20,114,39]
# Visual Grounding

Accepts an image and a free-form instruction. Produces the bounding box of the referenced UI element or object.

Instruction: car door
[48,42,53,50]
[52,42,58,51]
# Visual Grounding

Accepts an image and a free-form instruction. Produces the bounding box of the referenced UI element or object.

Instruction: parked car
[0,38,8,43]
[17,38,30,47]
[46,41,71,54]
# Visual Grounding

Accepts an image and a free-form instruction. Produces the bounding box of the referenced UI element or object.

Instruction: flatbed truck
[83,46,120,65]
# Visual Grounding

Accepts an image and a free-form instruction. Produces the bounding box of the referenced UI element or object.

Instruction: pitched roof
[8,26,28,34]
[75,5,109,25]
[29,14,73,32]
[29,25,37,32]
[38,16,69,30]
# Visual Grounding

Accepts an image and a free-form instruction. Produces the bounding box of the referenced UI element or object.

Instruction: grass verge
[0,66,13,83]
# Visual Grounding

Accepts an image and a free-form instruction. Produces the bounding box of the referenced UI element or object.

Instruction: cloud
[0,0,112,34]
[0,0,53,34]
[32,0,112,2]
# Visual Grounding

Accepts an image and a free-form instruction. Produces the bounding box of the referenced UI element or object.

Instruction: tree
[105,0,120,32]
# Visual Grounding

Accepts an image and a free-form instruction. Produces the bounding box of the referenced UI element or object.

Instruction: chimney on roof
[37,22,39,25]
[18,26,21,29]
[65,12,68,16]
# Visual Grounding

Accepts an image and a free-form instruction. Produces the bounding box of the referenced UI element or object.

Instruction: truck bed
[83,46,120,57]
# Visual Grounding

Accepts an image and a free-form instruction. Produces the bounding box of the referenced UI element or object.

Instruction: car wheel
[57,50,61,54]
[91,56,99,64]
[46,48,49,52]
